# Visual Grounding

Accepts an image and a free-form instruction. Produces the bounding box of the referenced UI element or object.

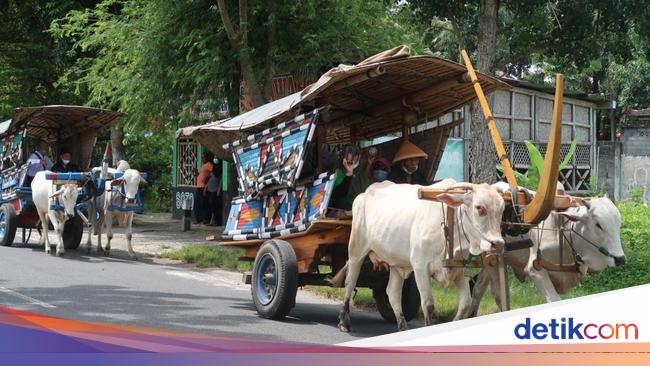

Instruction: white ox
[31,171,79,256]
[469,183,626,314]
[330,179,506,332]
[86,163,146,258]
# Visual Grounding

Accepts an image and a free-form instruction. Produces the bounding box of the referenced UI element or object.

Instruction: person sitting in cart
[329,145,376,212]
[370,156,391,183]
[387,139,428,185]
[24,139,54,186]
[51,149,80,173]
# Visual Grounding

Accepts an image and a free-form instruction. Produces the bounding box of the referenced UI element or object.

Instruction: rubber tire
[251,239,298,320]
[63,216,84,250]
[0,203,17,247]
[373,273,421,323]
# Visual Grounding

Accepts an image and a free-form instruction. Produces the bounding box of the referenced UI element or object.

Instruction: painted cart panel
[222,172,335,240]
[224,109,321,197]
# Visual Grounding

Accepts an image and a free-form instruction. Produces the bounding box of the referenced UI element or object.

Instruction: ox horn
[447,182,475,192]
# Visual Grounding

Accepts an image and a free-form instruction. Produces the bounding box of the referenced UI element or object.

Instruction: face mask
[62,159,70,165]
[373,170,389,182]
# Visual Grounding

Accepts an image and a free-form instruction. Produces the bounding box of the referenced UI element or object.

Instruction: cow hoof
[57,251,64,257]
[103,249,110,257]
[397,318,409,331]
[338,322,351,333]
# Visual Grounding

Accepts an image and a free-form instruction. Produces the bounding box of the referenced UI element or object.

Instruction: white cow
[330,179,506,332]
[86,166,146,257]
[31,171,79,256]
[469,184,626,314]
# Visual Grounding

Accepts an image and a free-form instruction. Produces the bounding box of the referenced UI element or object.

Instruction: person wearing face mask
[51,149,80,173]
[370,157,391,183]
[24,139,54,186]
[387,139,428,185]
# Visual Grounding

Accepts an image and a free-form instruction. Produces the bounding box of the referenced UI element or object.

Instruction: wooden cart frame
[198,46,568,322]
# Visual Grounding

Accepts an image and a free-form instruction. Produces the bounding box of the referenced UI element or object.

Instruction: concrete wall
[621,155,650,203]
[620,127,650,203]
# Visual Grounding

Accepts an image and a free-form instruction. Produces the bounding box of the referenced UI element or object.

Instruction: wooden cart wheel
[63,215,84,250]
[372,273,421,323]
[251,239,298,319]
[0,203,17,247]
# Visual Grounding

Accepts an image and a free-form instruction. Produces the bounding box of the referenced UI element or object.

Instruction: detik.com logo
[514,317,638,340]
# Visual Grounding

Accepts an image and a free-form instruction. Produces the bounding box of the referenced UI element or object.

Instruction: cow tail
[327,262,348,288]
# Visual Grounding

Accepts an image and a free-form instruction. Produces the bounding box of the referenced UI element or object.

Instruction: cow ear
[435,192,472,208]
[49,189,63,199]
[110,178,124,187]
[557,206,589,222]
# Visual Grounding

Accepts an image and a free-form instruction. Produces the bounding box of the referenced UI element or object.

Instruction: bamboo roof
[178,45,510,159]
[1,105,126,142]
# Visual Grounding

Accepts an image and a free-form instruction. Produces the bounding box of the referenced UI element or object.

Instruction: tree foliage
[0,0,93,117]
[52,0,425,126]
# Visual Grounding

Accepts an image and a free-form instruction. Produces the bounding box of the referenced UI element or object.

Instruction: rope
[567,221,617,259]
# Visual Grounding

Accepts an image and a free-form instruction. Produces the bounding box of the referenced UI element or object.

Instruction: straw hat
[392,140,428,164]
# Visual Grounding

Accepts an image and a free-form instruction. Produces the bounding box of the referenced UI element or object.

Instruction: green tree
[0,0,94,117]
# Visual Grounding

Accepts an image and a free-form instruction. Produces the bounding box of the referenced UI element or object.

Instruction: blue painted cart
[0,106,125,249]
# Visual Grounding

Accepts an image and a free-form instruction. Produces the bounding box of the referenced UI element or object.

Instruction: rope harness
[106,183,144,212]
[532,214,618,272]
[441,204,485,267]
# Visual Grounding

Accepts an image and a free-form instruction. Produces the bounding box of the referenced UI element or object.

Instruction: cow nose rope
[439,203,484,266]
[567,221,618,259]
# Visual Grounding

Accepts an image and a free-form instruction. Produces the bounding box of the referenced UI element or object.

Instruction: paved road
[0,240,420,345]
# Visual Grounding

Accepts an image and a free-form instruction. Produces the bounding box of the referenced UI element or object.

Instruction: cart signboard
[224,109,321,197]
[222,172,335,241]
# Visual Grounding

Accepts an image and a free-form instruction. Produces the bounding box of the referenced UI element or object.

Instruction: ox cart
[194,46,571,322]
[0,105,125,249]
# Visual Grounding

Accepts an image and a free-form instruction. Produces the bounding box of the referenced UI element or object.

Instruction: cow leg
[104,211,113,256]
[96,212,105,255]
[38,210,50,254]
[125,212,136,258]
[85,203,93,253]
[52,215,65,257]
[469,267,495,317]
[452,272,472,321]
[413,266,436,326]
[387,268,408,331]
[526,266,561,302]
[338,259,364,333]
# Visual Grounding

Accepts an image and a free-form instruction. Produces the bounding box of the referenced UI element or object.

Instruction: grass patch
[162,203,648,318]
[159,244,250,272]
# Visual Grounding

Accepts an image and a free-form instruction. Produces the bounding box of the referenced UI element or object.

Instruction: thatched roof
[178,45,509,160]
[2,105,126,142]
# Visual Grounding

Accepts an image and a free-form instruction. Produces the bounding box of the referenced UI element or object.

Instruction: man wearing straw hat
[387,139,428,185]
